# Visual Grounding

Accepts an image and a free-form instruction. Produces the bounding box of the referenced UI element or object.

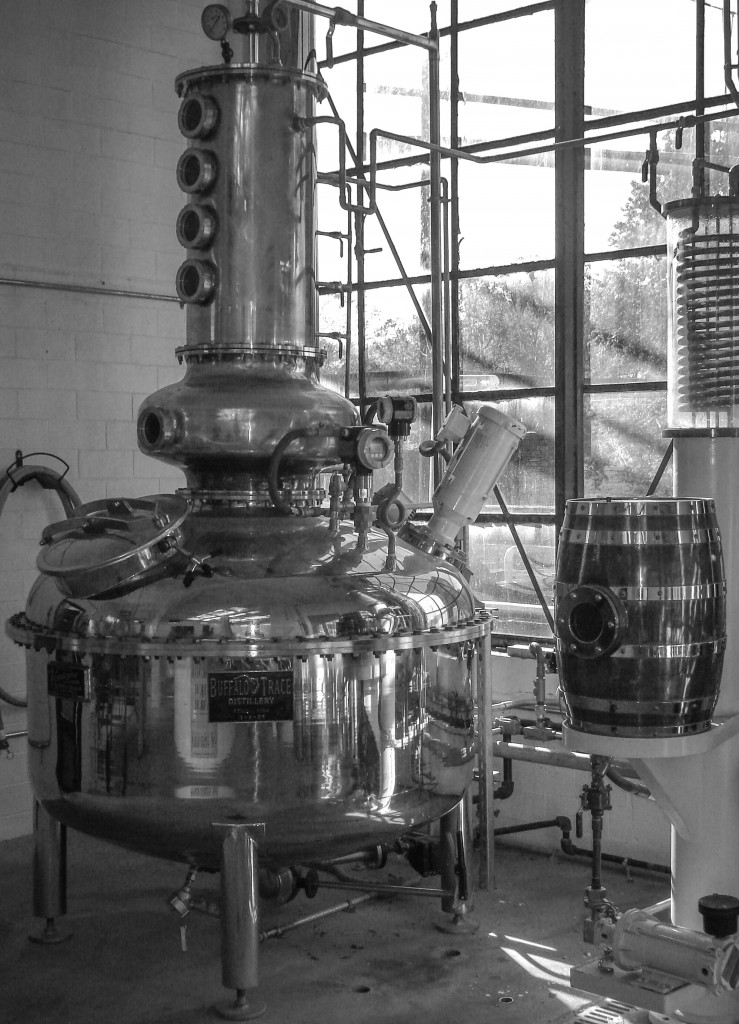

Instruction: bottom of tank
[25,644,480,869]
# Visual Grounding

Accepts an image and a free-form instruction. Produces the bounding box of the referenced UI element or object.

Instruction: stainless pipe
[494,738,593,773]
[494,738,647,787]
[366,107,739,216]
[724,0,739,109]
[312,880,451,897]
[479,635,495,890]
[280,0,438,50]
[0,276,177,302]
[428,4,444,484]
[260,893,377,941]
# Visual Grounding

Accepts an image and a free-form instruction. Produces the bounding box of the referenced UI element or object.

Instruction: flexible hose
[266,424,336,516]
[0,458,82,709]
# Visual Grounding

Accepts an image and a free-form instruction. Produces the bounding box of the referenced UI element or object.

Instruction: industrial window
[316,0,738,640]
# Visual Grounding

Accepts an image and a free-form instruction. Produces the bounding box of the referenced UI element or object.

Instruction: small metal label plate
[47,661,91,701]
[208,670,294,723]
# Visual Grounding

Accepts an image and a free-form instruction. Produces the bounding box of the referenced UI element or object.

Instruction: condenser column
[664,196,739,715]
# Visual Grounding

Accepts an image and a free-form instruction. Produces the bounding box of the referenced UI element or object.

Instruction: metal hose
[0,456,82,710]
[266,423,337,515]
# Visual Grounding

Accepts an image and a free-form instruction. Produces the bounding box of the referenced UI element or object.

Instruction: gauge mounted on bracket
[201,4,230,40]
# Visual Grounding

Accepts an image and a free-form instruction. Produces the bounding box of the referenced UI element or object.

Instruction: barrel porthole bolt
[556,584,627,660]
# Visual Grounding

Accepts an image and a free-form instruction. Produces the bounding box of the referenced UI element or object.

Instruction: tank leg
[29,801,72,944]
[213,824,266,1021]
[437,797,479,934]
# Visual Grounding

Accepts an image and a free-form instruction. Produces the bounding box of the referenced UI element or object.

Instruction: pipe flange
[176,147,218,193]
[178,94,219,139]
[176,258,217,304]
[556,584,627,659]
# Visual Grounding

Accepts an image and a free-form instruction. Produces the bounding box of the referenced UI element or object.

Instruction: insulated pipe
[493,738,593,773]
[428,3,444,480]
[279,0,438,50]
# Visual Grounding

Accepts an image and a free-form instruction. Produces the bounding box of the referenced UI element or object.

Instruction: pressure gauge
[201,4,230,40]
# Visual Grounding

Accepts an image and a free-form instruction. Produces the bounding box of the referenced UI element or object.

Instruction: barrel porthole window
[555,584,626,660]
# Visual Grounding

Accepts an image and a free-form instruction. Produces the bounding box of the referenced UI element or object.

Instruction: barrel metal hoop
[609,638,726,658]
[554,581,726,601]
[559,527,720,546]
[563,694,717,713]
[566,498,715,517]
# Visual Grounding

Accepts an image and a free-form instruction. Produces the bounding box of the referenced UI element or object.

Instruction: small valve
[183,555,215,587]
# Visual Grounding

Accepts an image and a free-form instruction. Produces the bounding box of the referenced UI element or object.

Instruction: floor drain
[574,1000,636,1024]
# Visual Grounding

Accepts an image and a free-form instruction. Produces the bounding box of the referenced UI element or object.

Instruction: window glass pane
[585,0,726,112]
[364,1,449,35]
[457,160,554,267]
[585,133,692,253]
[317,2,451,58]
[455,9,554,267]
[456,10,554,140]
[585,256,667,384]
[459,272,554,388]
[463,397,555,514]
[468,522,555,640]
[317,292,350,396]
[457,1,544,20]
[362,164,433,283]
[584,391,670,496]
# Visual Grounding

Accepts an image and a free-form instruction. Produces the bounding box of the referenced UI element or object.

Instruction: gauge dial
[201,4,230,41]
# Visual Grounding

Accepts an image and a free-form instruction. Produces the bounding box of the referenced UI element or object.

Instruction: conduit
[0,454,81,719]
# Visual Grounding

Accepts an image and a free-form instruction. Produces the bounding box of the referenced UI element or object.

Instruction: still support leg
[213,824,266,1021]
[29,801,71,944]
[437,797,479,934]
[477,629,494,890]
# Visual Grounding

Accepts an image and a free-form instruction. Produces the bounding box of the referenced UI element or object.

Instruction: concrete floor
[0,828,667,1024]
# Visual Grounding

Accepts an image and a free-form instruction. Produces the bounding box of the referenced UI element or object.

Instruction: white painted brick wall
[0,0,209,842]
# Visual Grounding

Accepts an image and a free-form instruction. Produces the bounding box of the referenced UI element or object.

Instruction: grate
[572,1000,640,1024]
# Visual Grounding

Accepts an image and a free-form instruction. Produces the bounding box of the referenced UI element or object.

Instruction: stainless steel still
[11,516,485,869]
[8,2,492,875]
